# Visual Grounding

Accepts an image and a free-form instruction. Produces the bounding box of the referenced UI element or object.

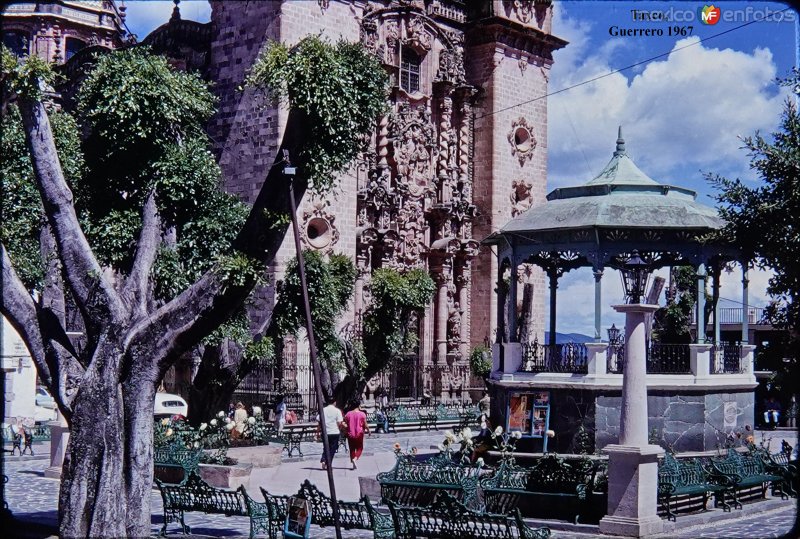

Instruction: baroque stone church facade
[205,1,565,388]
[5,0,567,402]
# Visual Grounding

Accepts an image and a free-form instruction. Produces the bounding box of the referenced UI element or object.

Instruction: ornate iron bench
[258,487,290,539]
[155,471,268,538]
[480,454,598,524]
[709,449,789,508]
[658,452,732,521]
[260,480,392,539]
[153,443,202,486]
[265,424,312,458]
[749,442,797,497]
[388,491,551,539]
[418,410,438,431]
[378,452,481,509]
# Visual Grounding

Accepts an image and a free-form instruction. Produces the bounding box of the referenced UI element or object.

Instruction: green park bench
[709,448,789,508]
[155,471,268,538]
[748,441,797,497]
[387,491,551,539]
[260,480,391,539]
[264,424,314,458]
[658,452,732,521]
[479,454,598,524]
[377,452,481,509]
[153,443,202,486]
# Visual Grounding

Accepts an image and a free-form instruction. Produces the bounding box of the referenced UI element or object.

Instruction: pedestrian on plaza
[344,401,371,470]
[233,401,248,438]
[273,394,287,435]
[317,398,344,470]
[478,390,491,422]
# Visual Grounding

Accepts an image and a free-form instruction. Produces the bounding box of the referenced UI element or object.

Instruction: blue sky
[122,1,798,335]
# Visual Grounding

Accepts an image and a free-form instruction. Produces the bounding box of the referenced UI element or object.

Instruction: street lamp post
[284,153,343,539]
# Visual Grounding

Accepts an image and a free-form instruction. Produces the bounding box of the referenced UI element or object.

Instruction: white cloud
[548,18,789,191]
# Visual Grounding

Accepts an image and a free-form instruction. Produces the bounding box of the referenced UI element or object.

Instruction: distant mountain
[544,331,594,344]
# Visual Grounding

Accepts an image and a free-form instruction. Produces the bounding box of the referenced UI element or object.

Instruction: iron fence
[711,342,743,374]
[520,341,589,374]
[233,353,484,418]
[647,343,691,374]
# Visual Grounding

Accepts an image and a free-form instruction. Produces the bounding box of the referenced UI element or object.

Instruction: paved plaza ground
[3,430,798,538]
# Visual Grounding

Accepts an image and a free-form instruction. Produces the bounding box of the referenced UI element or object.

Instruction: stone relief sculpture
[508,117,537,166]
[510,178,534,217]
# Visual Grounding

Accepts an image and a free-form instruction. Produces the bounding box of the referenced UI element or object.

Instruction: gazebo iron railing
[520,340,589,374]
[711,342,743,374]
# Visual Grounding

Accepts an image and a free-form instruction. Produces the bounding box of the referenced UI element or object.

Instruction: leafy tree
[709,71,800,403]
[0,33,385,537]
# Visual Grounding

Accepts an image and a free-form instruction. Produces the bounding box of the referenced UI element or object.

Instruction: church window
[3,31,29,57]
[65,37,87,61]
[400,47,421,93]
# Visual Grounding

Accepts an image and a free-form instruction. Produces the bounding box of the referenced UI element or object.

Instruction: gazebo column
[712,263,721,345]
[695,263,707,344]
[548,269,558,348]
[594,268,603,342]
[599,303,664,537]
[741,263,749,344]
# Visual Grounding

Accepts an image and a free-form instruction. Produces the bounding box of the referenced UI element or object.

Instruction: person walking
[318,398,344,470]
[344,402,370,470]
[273,395,287,435]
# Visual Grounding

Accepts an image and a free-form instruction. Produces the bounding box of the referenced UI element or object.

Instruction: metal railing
[646,343,691,374]
[711,342,743,374]
[692,306,766,325]
[520,341,589,374]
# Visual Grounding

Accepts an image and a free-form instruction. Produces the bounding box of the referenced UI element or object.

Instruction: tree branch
[18,97,126,326]
[126,108,307,370]
[124,190,161,318]
[1,244,83,418]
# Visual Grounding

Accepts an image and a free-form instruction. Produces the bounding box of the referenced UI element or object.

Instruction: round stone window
[306,217,332,249]
[514,127,534,153]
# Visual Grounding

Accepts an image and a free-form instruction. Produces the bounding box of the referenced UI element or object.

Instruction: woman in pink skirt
[344,401,370,469]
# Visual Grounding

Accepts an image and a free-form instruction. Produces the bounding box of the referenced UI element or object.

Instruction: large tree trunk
[123,372,158,538]
[58,346,127,538]
[187,340,244,425]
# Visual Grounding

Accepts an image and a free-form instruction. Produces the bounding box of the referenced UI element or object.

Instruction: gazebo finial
[614,125,626,157]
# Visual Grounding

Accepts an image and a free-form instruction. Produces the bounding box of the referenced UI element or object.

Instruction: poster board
[283,496,312,539]
[507,391,551,452]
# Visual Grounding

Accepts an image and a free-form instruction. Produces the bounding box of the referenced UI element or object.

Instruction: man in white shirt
[318,399,344,469]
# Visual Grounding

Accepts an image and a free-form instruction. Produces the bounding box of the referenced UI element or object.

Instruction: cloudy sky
[122,1,797,336]
[546,1,795,334]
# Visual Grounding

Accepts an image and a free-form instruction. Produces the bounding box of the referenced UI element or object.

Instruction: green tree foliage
[246,35,388,190]
[469,345,492,379]
[271,250,356,369]
[1,105,83,287]
[653,266,696,344]
[362,268,435,366]
[709,72,799,404]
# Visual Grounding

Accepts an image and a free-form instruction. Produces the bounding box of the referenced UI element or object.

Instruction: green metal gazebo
[485,128,747,351]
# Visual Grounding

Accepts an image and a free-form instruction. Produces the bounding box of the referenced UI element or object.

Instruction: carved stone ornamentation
[510,178,534,217]
[300,197,340,252]
[360,17,379,55]
[405,16,432,52]
[507,117,537,166]
[518,55,528,74]
[390,103,436,198]
[511,0,536,24]
[434,45,466,84]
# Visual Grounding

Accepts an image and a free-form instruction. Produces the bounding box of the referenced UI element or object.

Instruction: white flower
[225,422,235,431]
[460,427,473,441]
[247,416,256,425]
[494,426,504,437]
[444,430,456,443]
[199,423,207,431]
[512,430,523,439]
[210,419,218,427]
[252,406,262,416]
[546,429,555,438]
[476,458,485,467]
[217,411,226,418]
[161,418,169,426]
[193,441,200,449]
[165,428,173,437]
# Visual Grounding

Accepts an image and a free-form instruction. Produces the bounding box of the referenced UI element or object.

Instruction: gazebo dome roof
[499,128,725,235]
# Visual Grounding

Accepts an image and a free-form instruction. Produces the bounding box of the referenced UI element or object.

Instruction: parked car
[154,392,188,419]
[36,385,56,409]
